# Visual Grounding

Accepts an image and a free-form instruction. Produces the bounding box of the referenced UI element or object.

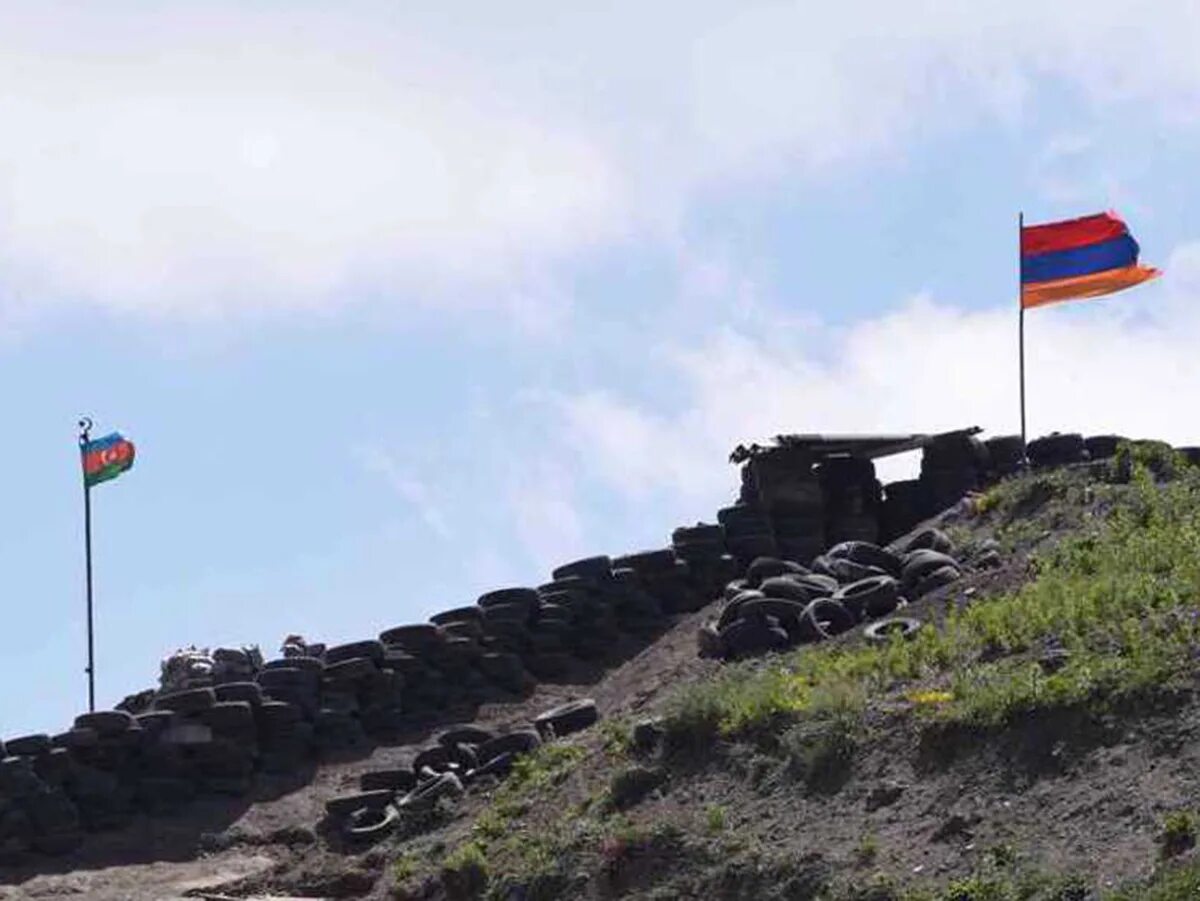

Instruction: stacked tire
[920,434,988,514]
[671,523,738,599]
[984,435,1025,479]
[818,457,882,545]
[1026,433,1086,469]
[768,477,826,565]
[717,504,777,565]
[879,479,925,544]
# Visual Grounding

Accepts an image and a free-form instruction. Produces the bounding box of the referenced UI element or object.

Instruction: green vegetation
[704,803,726,833]
[600,718,633,756]
[665,462,1200,753]
[1160,810,1197,858]
[604,764,667,811]
[856,831,879,864]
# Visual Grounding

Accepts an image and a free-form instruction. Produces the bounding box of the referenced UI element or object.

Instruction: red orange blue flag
[81,432,135,487]
[1020,211,1160,310]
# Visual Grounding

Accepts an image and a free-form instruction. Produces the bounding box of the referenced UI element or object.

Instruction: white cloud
[4,2,1200,317]
[559,245,1200,506]
[354,446,452,539]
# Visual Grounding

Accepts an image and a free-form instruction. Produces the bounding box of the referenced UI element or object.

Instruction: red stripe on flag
[83,440,133,474]
[1021,211,1127,256]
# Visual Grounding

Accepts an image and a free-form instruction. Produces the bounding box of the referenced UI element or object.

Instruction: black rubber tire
[794,573,838,596]
[343,803,399,842]
[437,726,494,749]
[202,701,256,734]
[481,602,534,624]
[153,688,216,715]
[477,730,541,764]
[864,617,922,643]
[746,557,806,585]
[758,576,817,603]
[215,682,264,706]
[551,556,612,581]
[256,667,319,691]
[325,640,384,665]
[325,657,377,681]
[73,710,135,736]
[826,541,901,575]
[672,523,724,545]
[716,590,767,629]
[266,655,325,674]
[901,550,960,592]
[612,549,677,573]
[134,711,175,734]
[1027,432,1086,468]
[534,699,598,738]
[471,750,516,780]
[834,576,900,621]
[378,624,441,648]
[826,558,888,584]
[360,768,417,792]
[258,701,303,729]
[718,618,789,659]
[912,564,961,598]
[478,587,540,608]
[892,527,954,556]
[324,789,396,820]
[399,772,464,811]
[722,579,751,601]
[53,727,99,749]
[430,606,483,626]
[799,599,855,642]
[737,597,807,630]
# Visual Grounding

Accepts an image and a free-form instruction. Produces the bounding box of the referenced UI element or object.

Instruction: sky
[5,1,1200,736]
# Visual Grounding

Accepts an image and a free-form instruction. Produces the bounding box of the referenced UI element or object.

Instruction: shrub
[1161,810,1197,858]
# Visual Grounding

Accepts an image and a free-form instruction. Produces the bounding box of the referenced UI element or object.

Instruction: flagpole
[1018,212,1027,457]
[78,417,96,713]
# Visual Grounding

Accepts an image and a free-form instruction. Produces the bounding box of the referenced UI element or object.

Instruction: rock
[631,718,665,755]
[866,780,906,811]
[932,813,973,842]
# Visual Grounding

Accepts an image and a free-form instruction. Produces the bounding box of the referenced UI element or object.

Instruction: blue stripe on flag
[1022,234,1139,284]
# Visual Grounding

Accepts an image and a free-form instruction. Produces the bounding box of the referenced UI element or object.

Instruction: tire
[912,564,961,598]
[758,576,817,603]
[725,534,778,561]
[413,744,477,774]
[612,549,677,573]
[256,667,319,691]
[798,599,855,642]
[672,523,724,545]
[430,606,483,626]
[153,688,216,715]
[737,598,807,632]
[864,617,922,643]
[478,587,540,608]
[835,576,900,621]
[378,624,441,649]
[746,557,806,584]
[437,726,494,749]
[697,622,722,658]
[399,772,463,811]
[551,557,612,581]
[477,730,541,764]
[134,711,175,735]
[343,803,399,842]
[1027,432,1086,468]
[891,527,954,556]
[986,435,1026,475]
[266,655,326,674]
[716,590,766,629]
[325,640,384,665]
[718,618,789,659]
[325,657,377,681]
[534,699,598,738]
[827,558,888,584]
[215,682,263,706]
[471,751,516,780]
[826,541,901,575]
[202,701,256,735]
[258,701,303,729]
[482,602,534,624]
[324,789,396,820]
[901,550,960,592]
[73,710,134,736]
[360,768,417,792]
[53,727,100,749]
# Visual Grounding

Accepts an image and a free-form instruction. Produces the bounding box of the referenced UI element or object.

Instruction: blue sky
[5,1,1200,736]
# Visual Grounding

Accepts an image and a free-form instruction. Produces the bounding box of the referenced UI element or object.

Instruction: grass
[1159,810,1197,859]
[704,803,726,833]
[664,461,1200,752]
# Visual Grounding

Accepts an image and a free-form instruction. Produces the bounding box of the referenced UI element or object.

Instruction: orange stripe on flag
[1021,264,1161,310]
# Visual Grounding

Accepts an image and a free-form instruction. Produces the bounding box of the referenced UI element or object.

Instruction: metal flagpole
[78,417,96,712]
[1018,212,1027,457]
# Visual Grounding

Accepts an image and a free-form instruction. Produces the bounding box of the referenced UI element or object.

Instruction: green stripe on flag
[85,459,133,488]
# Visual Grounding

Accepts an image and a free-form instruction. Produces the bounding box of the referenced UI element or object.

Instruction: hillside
[6,438,1200,900]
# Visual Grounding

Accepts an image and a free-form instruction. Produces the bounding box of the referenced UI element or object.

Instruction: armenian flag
[1020,211,1160,309]
[82,432,135,487]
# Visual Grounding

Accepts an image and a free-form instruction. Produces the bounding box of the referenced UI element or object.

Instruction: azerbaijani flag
[82,432,135,487]
[1021,211,1160,309]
